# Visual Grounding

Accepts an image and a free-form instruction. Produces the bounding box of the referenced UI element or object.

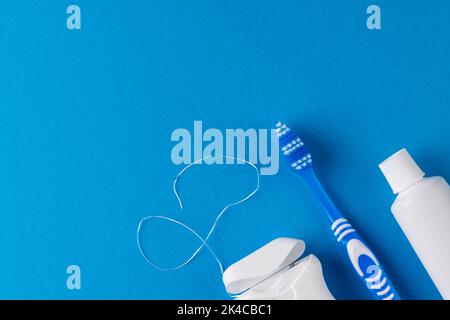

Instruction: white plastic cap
[379,148,425,194]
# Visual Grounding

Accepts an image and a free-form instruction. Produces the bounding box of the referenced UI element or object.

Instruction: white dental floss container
[222,238,335,300]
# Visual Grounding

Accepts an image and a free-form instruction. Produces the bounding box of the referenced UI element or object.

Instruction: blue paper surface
[0,1,448,299]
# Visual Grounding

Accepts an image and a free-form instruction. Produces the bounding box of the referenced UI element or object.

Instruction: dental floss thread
[136,155,260,296]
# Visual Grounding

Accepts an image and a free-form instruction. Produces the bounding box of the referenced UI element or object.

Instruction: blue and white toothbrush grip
[276,121,401,299]
[332,218,399,300]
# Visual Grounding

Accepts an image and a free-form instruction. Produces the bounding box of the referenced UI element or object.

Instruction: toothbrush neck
[301,168,343,223]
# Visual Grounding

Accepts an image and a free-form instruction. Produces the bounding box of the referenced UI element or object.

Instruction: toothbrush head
[275,121,312,171]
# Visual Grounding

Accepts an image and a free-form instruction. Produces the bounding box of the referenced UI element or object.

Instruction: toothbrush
[275,122,400,300]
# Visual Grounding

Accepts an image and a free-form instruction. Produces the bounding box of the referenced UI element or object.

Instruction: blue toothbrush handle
[331,218,400,300]
[302,169,400,300]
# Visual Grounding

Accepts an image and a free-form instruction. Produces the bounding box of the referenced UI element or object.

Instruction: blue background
[0,1,448,299]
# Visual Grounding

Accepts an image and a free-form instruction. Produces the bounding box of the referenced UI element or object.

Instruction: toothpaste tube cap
[379,148,425,194]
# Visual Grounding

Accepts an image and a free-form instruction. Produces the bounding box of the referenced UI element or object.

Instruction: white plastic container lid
[222,238,305,295]
[379,148,425,194]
